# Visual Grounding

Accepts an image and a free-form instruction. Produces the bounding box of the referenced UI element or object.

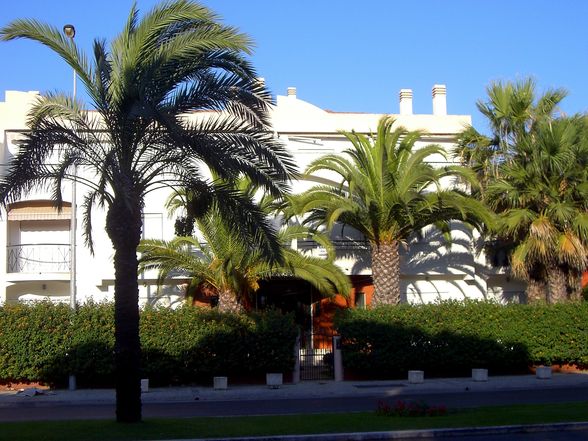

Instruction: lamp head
[63,24,76,39]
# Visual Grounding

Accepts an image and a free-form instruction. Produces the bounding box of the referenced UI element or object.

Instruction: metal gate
[299,331,335,380]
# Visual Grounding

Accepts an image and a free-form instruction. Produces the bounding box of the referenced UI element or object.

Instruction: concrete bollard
[536,366,552,379]
[333,336,343,382]
[472,368,488,382]
[266,373,283,389]
[408,370,424,384]
[141,378,149,393]
[213,376,228,390]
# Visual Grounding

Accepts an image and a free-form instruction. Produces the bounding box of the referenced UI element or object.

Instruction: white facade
[0,86,524,306]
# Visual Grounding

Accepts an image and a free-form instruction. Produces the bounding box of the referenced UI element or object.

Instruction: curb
[163,422,588,441]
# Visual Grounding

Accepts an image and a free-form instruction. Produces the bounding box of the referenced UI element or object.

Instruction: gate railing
[299,331,336,381]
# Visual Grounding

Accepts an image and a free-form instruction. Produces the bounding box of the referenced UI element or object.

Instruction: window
[355,291,366,309]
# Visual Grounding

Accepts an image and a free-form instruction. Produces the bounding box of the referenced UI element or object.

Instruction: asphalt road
[1,386,587,422]
[456,430,588,441]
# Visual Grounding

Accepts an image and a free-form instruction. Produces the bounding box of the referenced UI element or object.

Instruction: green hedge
[335,302,588,379]
[0,302,297,387]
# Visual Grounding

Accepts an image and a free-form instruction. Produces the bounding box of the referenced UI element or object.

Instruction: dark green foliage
[336,301,588,379]
[0,303,297,387]
[174,216,195,237]
[0,302,71,385]
[141,307,298,385]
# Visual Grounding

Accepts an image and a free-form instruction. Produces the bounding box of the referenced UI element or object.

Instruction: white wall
[0,87,522,305]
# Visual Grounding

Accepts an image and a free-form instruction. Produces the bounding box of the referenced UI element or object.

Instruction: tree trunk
[567,270,583,301]
[547,265,568,303]
[370,241,400,305]
[217,289,244,313]
[106,197,143,423]
[525,278,547,304]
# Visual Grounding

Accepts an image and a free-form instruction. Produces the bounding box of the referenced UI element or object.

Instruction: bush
[141,307,298,385]
[335,301,588,379]
[0,302,297,387]
[0,302,71,385]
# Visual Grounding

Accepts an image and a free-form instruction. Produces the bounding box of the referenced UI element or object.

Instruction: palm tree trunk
[371,241,400,305]
[106,197,143,423]
[217,289,244,313]
[547,265,568,303]
[525,278,547,304]
[567,270,582,301]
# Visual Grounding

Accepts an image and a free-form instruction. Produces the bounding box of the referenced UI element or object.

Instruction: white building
[0,85,525,306]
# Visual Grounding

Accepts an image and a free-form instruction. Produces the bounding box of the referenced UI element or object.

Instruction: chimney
[432,84,447,115]
[287,87,297,98]
[399,89,413,115]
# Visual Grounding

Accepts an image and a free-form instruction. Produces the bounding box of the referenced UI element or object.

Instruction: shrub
[336,301,588,379]
[0,301,71,385]
[0,302,297,387]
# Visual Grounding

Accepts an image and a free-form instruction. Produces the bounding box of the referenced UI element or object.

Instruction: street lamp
[64,23,77,391]
[63,25,77,99]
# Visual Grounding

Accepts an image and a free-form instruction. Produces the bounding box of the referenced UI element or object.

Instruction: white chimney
[287,87,297,98]
[399,89,413,115]
[432,84,447,115]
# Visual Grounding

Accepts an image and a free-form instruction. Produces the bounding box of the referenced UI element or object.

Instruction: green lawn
[1,402,587,441]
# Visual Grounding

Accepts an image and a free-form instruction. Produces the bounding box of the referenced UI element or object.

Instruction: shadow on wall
[329,223,493,303]
[400,224,491,303]
[338,319,530,381]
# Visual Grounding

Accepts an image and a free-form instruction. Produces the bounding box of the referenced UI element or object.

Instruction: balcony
[296,239,370,256]
[7,244,71,274]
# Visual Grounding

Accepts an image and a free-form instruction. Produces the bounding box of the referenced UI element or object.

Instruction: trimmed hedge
[335,301,588,379]
[0,302,297,387]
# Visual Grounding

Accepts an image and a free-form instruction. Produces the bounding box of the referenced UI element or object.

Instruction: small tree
[139,182,351,310]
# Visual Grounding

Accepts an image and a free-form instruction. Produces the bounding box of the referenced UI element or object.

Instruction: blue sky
[1,0,587,130]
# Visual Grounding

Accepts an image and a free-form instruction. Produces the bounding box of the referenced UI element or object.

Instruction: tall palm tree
[293,116,491,305]
[455,78,567,189]
[139,181,351,310]
[0,1,295,422]
[454,79,587,303]
[486,117,588,303]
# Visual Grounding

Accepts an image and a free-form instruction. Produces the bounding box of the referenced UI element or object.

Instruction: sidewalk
[1,371,587,405]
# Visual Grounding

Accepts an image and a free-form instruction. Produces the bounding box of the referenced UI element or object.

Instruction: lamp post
[63,23,77,391]
[63,24,77,311]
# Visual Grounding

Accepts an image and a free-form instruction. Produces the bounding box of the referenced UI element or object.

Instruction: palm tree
[294,116,491,305]
[486,117,588,303]
[0,1,295,422]
[455,78,567,188]
[454,79,588,303]
[139,183,351,311]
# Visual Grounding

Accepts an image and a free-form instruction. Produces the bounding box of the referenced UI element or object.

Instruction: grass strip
[0,401,587,441]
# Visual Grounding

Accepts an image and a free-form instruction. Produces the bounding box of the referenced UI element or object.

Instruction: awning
[7,201,71,221]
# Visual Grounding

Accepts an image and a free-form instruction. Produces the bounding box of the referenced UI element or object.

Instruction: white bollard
[408,370,424,384]
[213,376,228,390]
[68,375,76,391]
[140,378,149,393]
[472,368,488,382]
[333,336,343,382]
[536,366,552,379]
[266,373,283,389]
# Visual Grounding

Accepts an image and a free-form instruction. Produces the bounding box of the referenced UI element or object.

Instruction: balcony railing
[296,239,370,256]
[7,244,70,273]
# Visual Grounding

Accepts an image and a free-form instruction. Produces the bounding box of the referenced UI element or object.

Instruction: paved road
[1,386,587,422]
[455,430,588,440]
